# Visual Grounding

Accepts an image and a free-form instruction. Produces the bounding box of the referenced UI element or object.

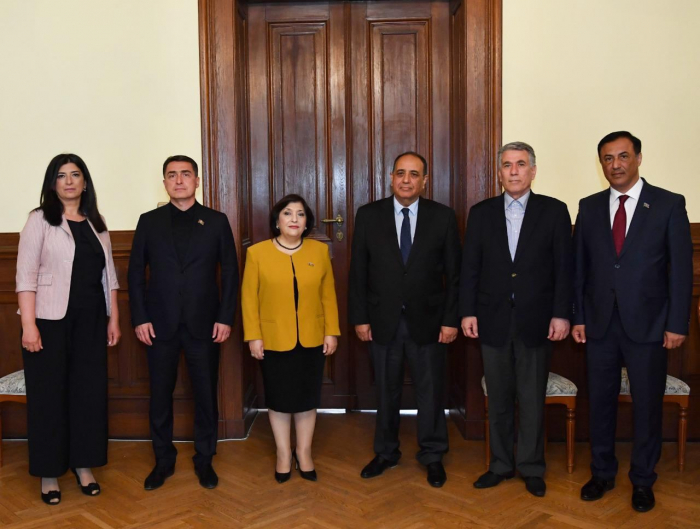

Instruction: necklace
[275,237,303,251]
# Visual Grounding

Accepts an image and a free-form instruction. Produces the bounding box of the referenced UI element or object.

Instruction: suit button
[614,264,620,269]
[511,273,517,278]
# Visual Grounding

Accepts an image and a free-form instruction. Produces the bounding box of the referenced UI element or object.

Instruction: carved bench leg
[678,405,688,471]
[566,406,576,474]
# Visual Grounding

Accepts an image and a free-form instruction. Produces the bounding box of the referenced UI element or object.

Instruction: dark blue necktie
[400,207,412,264]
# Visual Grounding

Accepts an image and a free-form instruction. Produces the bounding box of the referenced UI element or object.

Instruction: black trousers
[480,312,551,478]
[147,324,220,469]
[22,304,108,477]
[587,308,667,487]
[370,314,448,465]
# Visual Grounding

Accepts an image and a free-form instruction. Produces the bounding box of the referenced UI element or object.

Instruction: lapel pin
[198,219,205,225]
[308,262,315,267]
[643,203,650,209]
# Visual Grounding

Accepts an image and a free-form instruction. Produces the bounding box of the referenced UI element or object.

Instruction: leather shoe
[426,462,447,488]
[523,476,546,497]
[360,456,398,479]
[632,486,655,512]
[144,465,175,491]
[195,464,219,489]
[580,476,615,501]
[473,470,515,489]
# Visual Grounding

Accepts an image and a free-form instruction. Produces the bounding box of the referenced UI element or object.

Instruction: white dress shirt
[504,191,530,261]
[394,196,419,246]
[609,177,644,234]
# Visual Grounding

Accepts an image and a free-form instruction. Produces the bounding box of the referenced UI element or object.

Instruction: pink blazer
[16,210,120,320]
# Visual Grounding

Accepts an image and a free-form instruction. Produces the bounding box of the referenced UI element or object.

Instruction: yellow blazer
[242,239,340,351]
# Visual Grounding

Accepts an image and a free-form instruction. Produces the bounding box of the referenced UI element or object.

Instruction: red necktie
[612,195,629,256]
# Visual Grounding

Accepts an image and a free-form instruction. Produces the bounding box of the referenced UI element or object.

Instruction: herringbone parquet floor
[1,412,699,528]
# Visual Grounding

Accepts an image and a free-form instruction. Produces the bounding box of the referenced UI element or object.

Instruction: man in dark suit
[573,131,692,512]
[460,141,573,497]
[349,151,461,487]
[128,155,238,490]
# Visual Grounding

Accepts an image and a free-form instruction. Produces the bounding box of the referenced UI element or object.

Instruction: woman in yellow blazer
[242,194,340,483]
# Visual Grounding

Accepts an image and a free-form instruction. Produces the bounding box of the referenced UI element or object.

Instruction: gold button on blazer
[241,239,340,352]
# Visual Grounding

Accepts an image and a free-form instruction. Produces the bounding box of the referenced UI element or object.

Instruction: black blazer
[128,202,239,341]
[459,192,573,348]
[348,196,461,346]
[573,179,693,343]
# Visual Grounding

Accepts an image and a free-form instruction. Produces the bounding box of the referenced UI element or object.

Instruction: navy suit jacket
[128,201,239,341]
[573,179,693,343]
[348,196,461,346]
[459,192,573,348]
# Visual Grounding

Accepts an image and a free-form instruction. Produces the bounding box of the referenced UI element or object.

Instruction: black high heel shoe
[41,479,61,506]
[292,450,317,482]
[71,468,101,496]
[275,455,293,483]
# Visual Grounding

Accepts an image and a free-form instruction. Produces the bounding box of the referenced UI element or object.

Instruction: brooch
[643,203,650,209]
[198,219,205,225]
[308,262,314,267]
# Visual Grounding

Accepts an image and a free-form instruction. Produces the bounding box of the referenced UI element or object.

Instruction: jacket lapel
[406,197,434,268]
[513,192,543,264]
[492,195,512,264]
[619,179,651,259]
[596,191,617,258]
[182,202,205,266]
[385,197,406,269]
[158,203,179,263]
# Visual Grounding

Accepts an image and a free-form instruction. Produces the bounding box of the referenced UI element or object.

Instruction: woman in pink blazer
[16,154,120,505]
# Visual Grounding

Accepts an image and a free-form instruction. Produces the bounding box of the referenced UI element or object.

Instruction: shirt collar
[504,190,531,210]
[393,196,419,216]
[169,200,197,218]
[610,177,644,202]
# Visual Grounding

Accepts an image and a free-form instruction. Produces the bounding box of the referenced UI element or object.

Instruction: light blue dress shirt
[504,191,530,261]
[394,196,419,247]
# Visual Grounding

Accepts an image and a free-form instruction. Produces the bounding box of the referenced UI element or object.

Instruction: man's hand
[135,323,156,346]
[547,318,570,341]
[355,324,372,342]
[461,316,479,338]
[572,325,586,344]
[212,323,232,343]
[438,326,458,344]
[663,331,686,349]
[249,339,264,360]
[22,324,43,352]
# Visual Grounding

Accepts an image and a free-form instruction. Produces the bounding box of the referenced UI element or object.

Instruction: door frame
[197,0,502,439]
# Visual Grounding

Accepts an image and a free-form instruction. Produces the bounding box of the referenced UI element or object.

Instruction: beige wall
[503,0,700,221]
[0,0,201,233]
[3,1,699,231]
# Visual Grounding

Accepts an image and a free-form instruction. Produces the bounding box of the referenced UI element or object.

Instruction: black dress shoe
[195,464,219,489]
[426,462,447,488]
[523,476,546,497]
[293,450,317,482]
[473,470,515,489]
[632,486,655,512]
[144,465,175,491]
[360,456,398,478]
[41,490,61,505]
[580,476,615,501]
[71,468,101,496]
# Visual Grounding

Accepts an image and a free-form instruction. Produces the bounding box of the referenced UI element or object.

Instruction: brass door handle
[321,214,344,226]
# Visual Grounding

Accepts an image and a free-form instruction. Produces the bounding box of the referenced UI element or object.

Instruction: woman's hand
[249,339,265,360]
[22,324,43,353]
[108,317,121,346]
[323,336,338,356]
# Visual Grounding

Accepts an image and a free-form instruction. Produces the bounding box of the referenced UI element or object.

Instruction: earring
[83,187,87,192]
[276,225,279,229]
[304,227,308,230]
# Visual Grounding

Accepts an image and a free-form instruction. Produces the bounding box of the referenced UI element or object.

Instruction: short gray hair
[498,141,536,167]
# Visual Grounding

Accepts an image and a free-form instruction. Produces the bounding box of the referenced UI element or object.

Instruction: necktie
[400,208,412,264]
[612,195,629,256]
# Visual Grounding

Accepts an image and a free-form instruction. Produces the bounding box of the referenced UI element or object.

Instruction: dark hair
[392,151,428,175]
[162,155,199,177]
[36,153,107,232]
[597,131,642,157]
[269,194,315,238]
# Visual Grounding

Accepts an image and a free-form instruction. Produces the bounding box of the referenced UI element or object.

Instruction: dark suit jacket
[573,179,693,343]
[348,196,461,346]
[128,201,239,341]
[459,192,573,348]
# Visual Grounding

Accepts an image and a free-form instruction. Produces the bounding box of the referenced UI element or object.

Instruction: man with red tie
[572,131,693,512]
